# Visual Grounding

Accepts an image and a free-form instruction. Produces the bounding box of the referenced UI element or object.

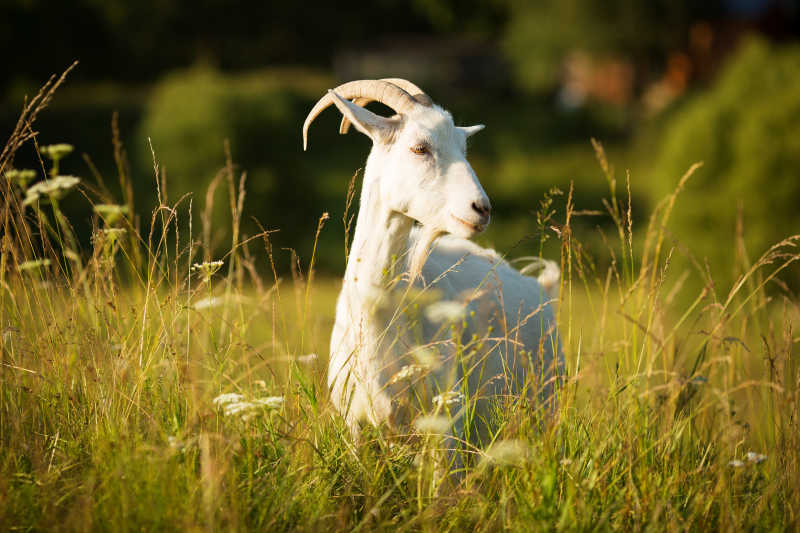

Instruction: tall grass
[1,69,798,531]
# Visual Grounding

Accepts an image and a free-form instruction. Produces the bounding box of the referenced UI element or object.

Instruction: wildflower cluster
[22,175,80,206]
[410,346,441,370]
[192,260,224,283]
[97,228,126,244]
[414,415,451,435]
[94,204,129,226]
[212,391,284,421]
[40,143,73,176]
[432,391,463,409]
[424,300,466,323]
[4,169,36,188]
[388,364,426,384]
[93,228,127,260]
[482,439,529,467]
[729,451,768,468]
[40,143,74,162]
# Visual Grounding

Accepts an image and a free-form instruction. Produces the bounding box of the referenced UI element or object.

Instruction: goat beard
[408,225,445,285]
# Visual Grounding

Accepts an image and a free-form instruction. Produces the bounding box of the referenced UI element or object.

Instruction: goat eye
[410,144,428,156]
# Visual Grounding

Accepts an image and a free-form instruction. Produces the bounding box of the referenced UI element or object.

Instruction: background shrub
[651,37,800,289]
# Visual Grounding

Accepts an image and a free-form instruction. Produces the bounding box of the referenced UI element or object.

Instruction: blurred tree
[651,37,800,288]
[502,0,723,92]
[137,66,365,268]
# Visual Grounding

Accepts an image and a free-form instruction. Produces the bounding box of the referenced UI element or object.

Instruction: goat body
[304,80,561,444]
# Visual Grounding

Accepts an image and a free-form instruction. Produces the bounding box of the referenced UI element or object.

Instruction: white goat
[303,79,562,447]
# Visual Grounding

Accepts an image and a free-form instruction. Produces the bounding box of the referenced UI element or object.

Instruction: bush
[137,67,357,269]
[651,37,800,288]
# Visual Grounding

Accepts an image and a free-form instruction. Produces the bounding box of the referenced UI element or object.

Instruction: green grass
[1,73,799,531]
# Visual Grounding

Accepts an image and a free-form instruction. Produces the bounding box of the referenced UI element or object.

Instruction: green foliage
[503,0,715,91]
[140,68,236,193]
[138,67,350,262]
[139,66,319,202]
[652,37,800,286]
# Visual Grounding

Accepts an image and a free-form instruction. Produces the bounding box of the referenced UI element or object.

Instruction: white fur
[310,89,562,444]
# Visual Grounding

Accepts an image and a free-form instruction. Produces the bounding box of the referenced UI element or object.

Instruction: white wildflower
[746,451,767,464]
[192,293,252,310]
[168,436,184,450]
[214,392,282,420]
[94,203,129,225]
[276,353,319,363]
[728,459,745,468]
[95,228,127,249]
[192,260,224,282]
[23,175,80,205]
[433,391,464,409]
[296,353,318,363]
[4,169,36,188]
[224,401,257,416]
[411,346,440,369]
[252,396,284,409]
[425,300,466,323]
[388,364,426,384]
[212,392,245,406]
[483,439,529,467]
[193,296,222,310]
[414,415,451,435]
[39,143,74,160]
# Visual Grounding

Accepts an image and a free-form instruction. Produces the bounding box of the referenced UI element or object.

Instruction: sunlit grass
[1,69,798,531]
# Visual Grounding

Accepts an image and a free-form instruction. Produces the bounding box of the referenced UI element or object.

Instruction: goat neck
[343,149,414,297]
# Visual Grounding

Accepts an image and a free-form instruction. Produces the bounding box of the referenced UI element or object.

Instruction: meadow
[1,70,799,531]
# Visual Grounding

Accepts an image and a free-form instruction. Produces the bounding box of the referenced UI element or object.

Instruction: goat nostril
[472,201,490,217]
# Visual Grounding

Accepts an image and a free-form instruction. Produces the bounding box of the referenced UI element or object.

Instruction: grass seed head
[18,258,51,273]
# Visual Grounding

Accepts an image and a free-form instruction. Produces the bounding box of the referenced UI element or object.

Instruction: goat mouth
[450,213,487,233]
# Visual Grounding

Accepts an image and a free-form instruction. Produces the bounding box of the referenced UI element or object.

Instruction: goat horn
[339,78,432,135]
[303,79,422,150]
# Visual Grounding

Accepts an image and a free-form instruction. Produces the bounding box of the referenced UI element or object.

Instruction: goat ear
[328,90,397,144]
[459,124,485,137]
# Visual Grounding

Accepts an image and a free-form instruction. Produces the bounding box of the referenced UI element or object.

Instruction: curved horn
[303,80,421,150]
[339,78,432,134]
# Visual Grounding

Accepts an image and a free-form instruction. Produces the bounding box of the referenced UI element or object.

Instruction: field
[1,73,799,531]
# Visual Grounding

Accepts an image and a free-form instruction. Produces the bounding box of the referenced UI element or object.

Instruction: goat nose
[471,201,491,217]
